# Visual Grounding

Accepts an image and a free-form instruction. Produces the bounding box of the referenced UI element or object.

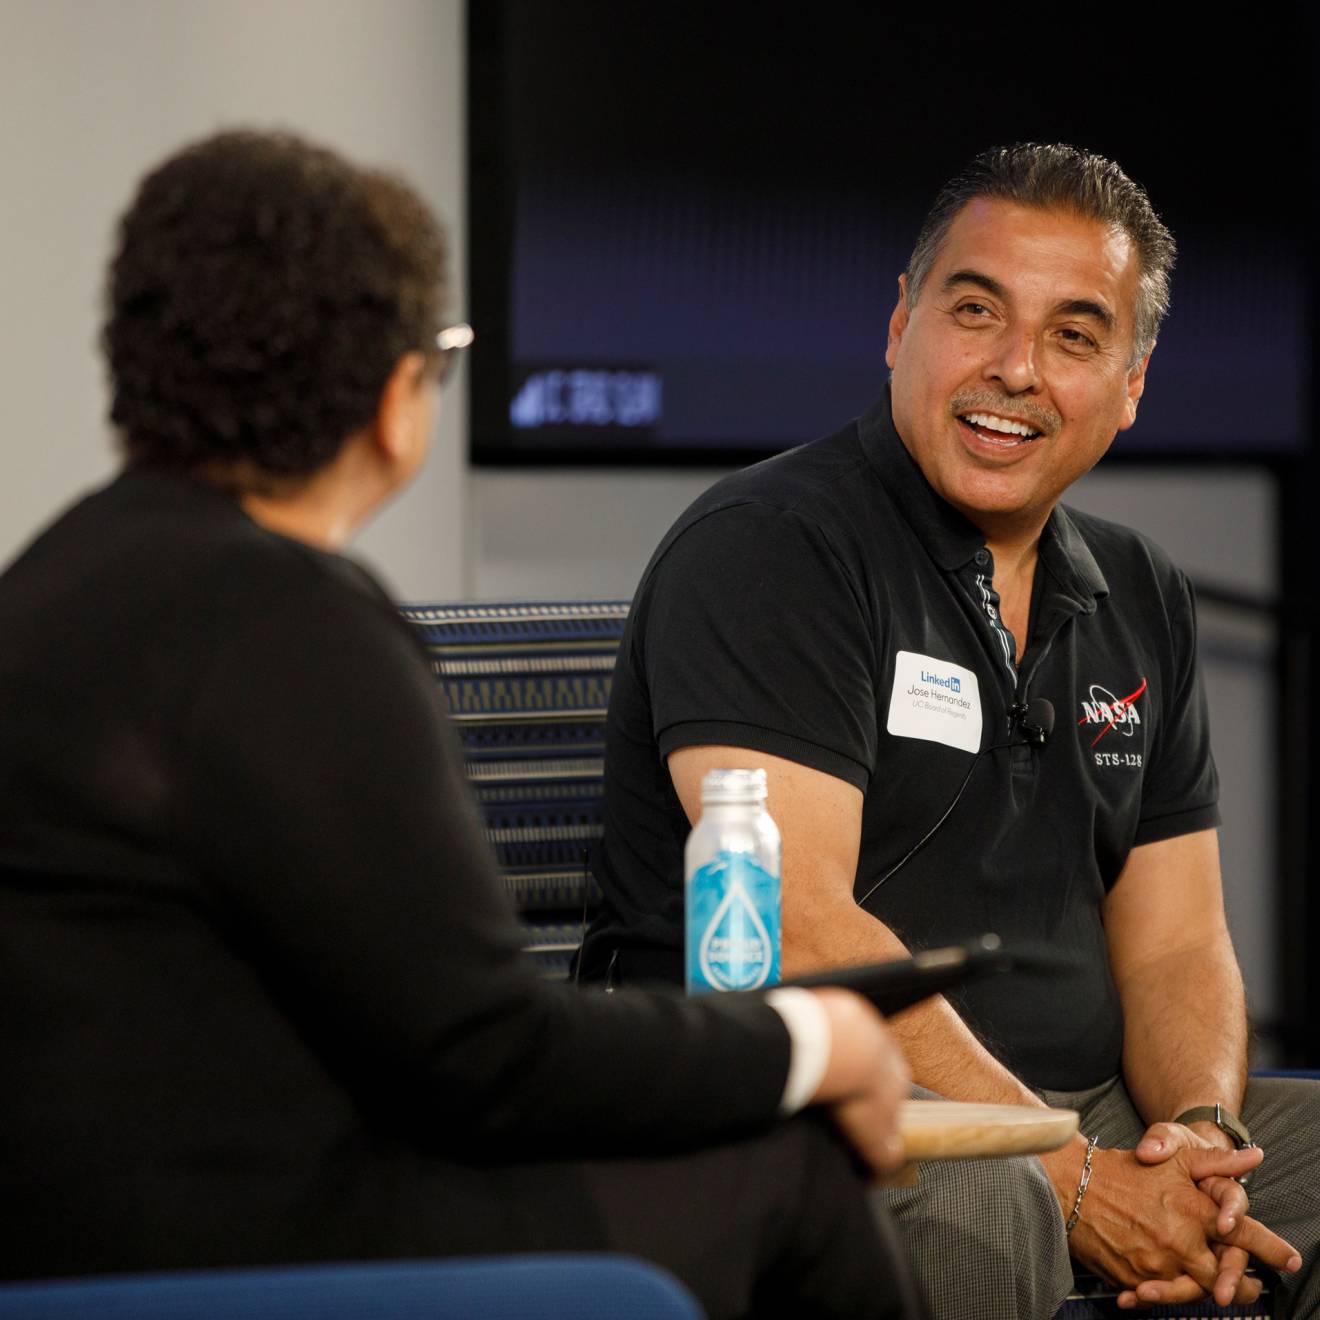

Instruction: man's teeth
[962,412,1040,439]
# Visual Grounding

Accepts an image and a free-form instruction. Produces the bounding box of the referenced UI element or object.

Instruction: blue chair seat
[0,1256,703,1319]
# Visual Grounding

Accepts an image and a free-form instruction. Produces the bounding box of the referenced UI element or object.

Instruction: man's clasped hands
[1062,1120,1301,1309]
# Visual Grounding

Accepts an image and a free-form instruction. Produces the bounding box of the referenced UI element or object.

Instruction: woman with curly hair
[0,130,919,1319]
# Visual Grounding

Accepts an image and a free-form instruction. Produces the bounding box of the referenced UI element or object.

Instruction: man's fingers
[1135,1120,1192,1164]
[1212,1245,1249,1306]
[1220,1213,1302,1274]
[1131,1240,1220,1296]
[1199,1174,1250,1236]
[1125,1274,1206,1307]
[1180,1144,1263,1182]
[1211,1243,1265,1304]
[1236,1274,1264,1304]
[1120,1261,1263,1310]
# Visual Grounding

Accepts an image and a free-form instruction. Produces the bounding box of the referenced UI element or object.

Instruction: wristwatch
[1173,1103,1256,1151]
[1174,1103,1257,1184]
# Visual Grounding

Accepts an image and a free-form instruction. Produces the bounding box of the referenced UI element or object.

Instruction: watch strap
[1174,1103,1255,1148]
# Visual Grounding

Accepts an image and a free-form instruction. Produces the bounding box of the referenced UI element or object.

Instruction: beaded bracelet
[1065,1135,1099,1235]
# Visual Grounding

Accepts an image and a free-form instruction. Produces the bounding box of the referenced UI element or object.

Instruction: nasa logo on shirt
[1079,677,1147,769]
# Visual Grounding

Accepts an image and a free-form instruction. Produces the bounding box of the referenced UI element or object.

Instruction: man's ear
[1118,343,1154,432]
[374,350,429,463]
[885,274,910,371]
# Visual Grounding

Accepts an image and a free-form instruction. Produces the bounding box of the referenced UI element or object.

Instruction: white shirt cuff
[765,986,833,1116]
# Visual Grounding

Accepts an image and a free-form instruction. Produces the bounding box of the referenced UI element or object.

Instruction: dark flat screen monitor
[469,3,1308,466]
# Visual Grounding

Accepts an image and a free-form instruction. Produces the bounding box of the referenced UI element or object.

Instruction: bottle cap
[700,767,768,804]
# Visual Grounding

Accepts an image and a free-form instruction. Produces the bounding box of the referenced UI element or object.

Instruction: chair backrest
[401,600,629,976]
[0,1255,703,1318]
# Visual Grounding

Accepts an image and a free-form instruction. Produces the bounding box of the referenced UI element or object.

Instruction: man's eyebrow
[1056,298,1116,333]
[941,269,1006,300]
[942,270,1117,335]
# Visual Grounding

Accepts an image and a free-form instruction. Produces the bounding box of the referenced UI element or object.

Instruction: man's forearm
[785,895,1039,1098]
[1102,829,1247,1133]
[1117,936,1248,1128]
[785,894,1094,1206]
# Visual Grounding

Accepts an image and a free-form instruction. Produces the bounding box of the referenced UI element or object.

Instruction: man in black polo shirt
[581,144,1317,1318]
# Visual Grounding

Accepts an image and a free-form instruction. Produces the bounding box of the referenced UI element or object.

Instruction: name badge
[886,650,982,754]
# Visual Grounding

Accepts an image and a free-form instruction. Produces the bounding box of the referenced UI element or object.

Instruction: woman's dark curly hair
[104,129,447,484]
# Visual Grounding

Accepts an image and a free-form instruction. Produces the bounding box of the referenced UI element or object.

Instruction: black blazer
[0,468,790,1280]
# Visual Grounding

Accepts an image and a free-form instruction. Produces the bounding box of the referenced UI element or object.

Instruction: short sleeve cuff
[1132,801,1221,849]
[657,720,870,791]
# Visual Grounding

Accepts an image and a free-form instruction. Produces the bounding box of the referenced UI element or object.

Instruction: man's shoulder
[697,417,871,515]
[1057,503,1195,637]
[1060,503,1188,586]
[648,416,884,572]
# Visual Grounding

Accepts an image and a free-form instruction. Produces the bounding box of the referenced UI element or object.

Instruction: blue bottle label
[686,851,780,995]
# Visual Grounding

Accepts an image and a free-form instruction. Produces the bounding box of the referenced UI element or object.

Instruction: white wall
[0,0,467,599]
[1,0,1281,1032]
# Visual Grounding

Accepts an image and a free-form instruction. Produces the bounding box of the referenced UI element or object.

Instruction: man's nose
[983,325,1040,395]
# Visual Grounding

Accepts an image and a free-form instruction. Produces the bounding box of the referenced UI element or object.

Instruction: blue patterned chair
[401,600,629,976]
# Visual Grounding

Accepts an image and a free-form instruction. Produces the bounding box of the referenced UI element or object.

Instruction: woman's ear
[374,350,432,466]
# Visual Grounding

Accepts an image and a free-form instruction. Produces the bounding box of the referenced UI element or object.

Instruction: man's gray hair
[905,143,1175,364]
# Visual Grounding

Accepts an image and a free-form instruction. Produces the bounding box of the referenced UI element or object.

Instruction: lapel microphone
[1010,697,1055,748]
[856,697,1055,909]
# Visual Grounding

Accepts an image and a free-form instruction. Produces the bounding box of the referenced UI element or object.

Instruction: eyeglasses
[434,322,474,385]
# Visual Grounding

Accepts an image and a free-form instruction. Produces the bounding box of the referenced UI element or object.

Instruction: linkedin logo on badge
[921,669,961,694]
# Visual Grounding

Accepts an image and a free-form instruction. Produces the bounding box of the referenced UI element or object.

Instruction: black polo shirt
[581,391,1219,1090]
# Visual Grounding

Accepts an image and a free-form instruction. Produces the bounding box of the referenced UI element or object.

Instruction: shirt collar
[1041,503,1109,610]
[857,387,1109,609]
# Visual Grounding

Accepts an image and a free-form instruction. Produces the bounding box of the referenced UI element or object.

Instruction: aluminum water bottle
[685,768,781,995]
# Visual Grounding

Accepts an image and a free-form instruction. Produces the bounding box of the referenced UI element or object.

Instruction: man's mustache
[949,392,1060,438]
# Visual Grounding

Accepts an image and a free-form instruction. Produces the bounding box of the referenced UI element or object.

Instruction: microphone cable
[855,697,1055,909]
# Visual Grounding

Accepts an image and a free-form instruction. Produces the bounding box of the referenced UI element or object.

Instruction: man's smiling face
[886,198,1151,541]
